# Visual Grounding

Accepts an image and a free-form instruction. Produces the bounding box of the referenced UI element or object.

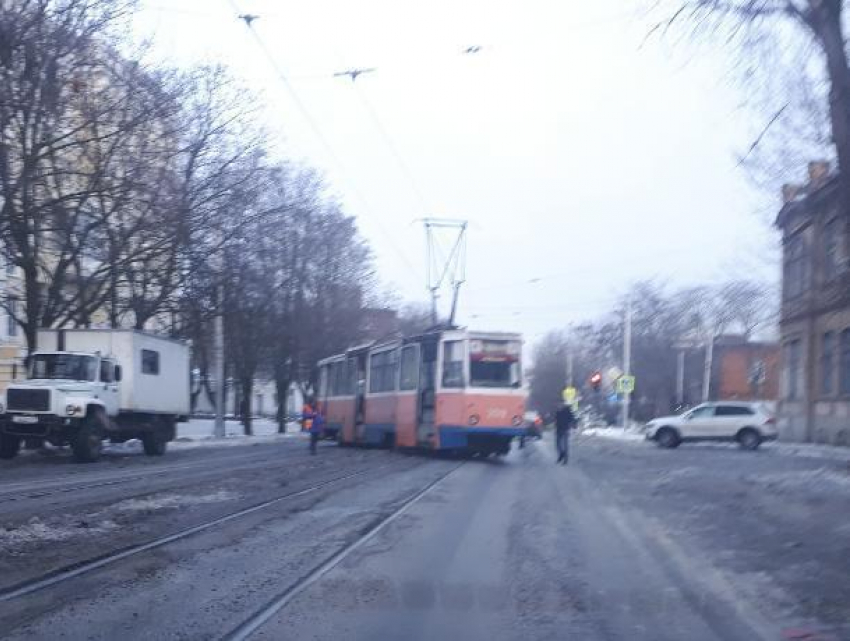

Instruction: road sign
[616,375,635,394]
[562,386,577,404]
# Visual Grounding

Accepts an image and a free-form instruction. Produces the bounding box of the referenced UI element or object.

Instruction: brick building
[775,161,850,445]
[711,336,779,403]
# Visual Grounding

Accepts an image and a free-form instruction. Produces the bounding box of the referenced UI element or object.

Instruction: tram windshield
[468,339,522,388]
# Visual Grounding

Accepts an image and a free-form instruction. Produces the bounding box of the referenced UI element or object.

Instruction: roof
[775,173,839,229]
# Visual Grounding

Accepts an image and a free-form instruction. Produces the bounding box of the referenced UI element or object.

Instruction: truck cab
[0,329,188,463]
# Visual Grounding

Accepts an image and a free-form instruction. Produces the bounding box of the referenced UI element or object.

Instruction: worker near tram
[301,401,314,433]
[309,405,325,455]
[554,402,577,465]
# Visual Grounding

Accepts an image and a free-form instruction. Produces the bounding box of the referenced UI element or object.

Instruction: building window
[141,349,160,375]
[784,235,807,300]
[824,218,840,281]
[841,329,850,395]
[821,332,835,395]
[6,298,17,337]
[785,339,801,400]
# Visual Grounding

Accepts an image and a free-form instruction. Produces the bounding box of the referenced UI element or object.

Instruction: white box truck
[0,329,190,462]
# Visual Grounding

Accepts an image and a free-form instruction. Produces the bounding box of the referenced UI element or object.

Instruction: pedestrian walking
[309,406,324,455]
[554,402,576,465]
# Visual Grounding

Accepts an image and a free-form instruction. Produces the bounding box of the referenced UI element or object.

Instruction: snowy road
[0,432,848,640]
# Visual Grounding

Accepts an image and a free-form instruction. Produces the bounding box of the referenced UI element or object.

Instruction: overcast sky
[134,1,779,349]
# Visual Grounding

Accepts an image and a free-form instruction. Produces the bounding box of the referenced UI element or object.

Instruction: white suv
[645,402,778,450]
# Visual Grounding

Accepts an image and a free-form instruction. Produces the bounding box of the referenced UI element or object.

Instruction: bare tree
[653,1,850,235]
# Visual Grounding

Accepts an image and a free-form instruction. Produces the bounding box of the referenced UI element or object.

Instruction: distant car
[644,402,778,450]
[523,411,543,439]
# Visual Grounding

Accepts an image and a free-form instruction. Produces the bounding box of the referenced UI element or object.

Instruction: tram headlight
[468,414,480,426]
[511,415,522,426]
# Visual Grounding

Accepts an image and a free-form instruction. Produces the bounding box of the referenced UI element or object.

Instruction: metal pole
[567,351,574,387]
[702,335,714,402]
[213,282,226,439]
[676,349,685,406]
[621,296,632,429]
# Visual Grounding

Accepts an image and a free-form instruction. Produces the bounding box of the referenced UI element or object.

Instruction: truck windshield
[30,354,98,382]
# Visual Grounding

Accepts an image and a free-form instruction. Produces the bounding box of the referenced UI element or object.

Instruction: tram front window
[470,359,521,388]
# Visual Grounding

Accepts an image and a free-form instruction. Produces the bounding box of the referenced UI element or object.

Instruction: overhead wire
[224,0,423,281]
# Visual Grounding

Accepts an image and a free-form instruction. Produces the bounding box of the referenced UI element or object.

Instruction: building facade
[776,162,850,445]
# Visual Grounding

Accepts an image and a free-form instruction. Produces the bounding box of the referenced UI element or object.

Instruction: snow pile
[581,427,645,442]
[0,516,118,546]
[113,489,239,513]
[177,418,294,440]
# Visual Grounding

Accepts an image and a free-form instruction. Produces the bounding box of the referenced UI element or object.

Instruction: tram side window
[319,366,329,398]
[325,361,351,396]
[400,346,419,391]
[369,350,398,393]
[442,341,465,388]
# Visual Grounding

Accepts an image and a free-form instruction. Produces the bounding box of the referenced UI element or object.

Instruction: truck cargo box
[37,329,190,416]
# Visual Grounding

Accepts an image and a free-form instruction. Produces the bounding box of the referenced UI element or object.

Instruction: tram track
[0,445,362,506]
[0,457,416,605]
[223,461,464,641]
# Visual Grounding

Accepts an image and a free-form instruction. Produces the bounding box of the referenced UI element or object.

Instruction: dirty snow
[113,490,239,512]
[746,467,850,493]
[0,517,118,546]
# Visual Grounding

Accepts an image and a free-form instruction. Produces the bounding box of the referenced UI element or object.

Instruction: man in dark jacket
[554,403,576,464]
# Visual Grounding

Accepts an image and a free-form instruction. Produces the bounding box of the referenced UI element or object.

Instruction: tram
[317,328,527,455]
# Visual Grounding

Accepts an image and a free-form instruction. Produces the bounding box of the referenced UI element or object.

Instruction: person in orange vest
[309,405,325,455]
[301,402,314,433]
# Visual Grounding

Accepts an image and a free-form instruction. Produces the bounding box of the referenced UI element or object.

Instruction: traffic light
[590,371,602,392]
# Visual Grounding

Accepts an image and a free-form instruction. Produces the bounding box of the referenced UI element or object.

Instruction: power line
[225,0,422,281]
[346,79,431,212]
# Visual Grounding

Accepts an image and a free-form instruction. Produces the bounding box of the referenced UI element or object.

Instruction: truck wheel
[72,412,106,463]
[0,434,21,460]
[142,431,167,456]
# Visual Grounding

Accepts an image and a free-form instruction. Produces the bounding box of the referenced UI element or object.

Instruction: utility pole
[702,334,715,403]
[676,348,686,407]
[621,296,632,429]
[566,351,574,387]
[213,282,226,439]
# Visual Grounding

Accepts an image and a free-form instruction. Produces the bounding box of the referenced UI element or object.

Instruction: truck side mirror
[114,365,122,382]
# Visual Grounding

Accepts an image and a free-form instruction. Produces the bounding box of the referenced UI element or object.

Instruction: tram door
[353,354,367,442]
[417,340,438,445]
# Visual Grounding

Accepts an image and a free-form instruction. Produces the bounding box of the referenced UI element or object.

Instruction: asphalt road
[1,433,847,640]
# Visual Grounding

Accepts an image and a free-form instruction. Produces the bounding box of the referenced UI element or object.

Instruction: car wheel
[656,427,680,449]
[737,428,761,451]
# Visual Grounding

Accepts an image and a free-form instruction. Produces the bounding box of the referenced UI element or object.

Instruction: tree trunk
[274,372,290,433]
[807,2,850,243]
[240,376,253,436]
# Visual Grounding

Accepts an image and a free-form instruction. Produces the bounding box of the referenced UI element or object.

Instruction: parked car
[644,401,777,450]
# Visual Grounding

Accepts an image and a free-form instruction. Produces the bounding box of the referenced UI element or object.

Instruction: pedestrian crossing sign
[616,375,635,394]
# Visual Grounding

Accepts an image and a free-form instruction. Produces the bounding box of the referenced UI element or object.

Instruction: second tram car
[318,328,526,455]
